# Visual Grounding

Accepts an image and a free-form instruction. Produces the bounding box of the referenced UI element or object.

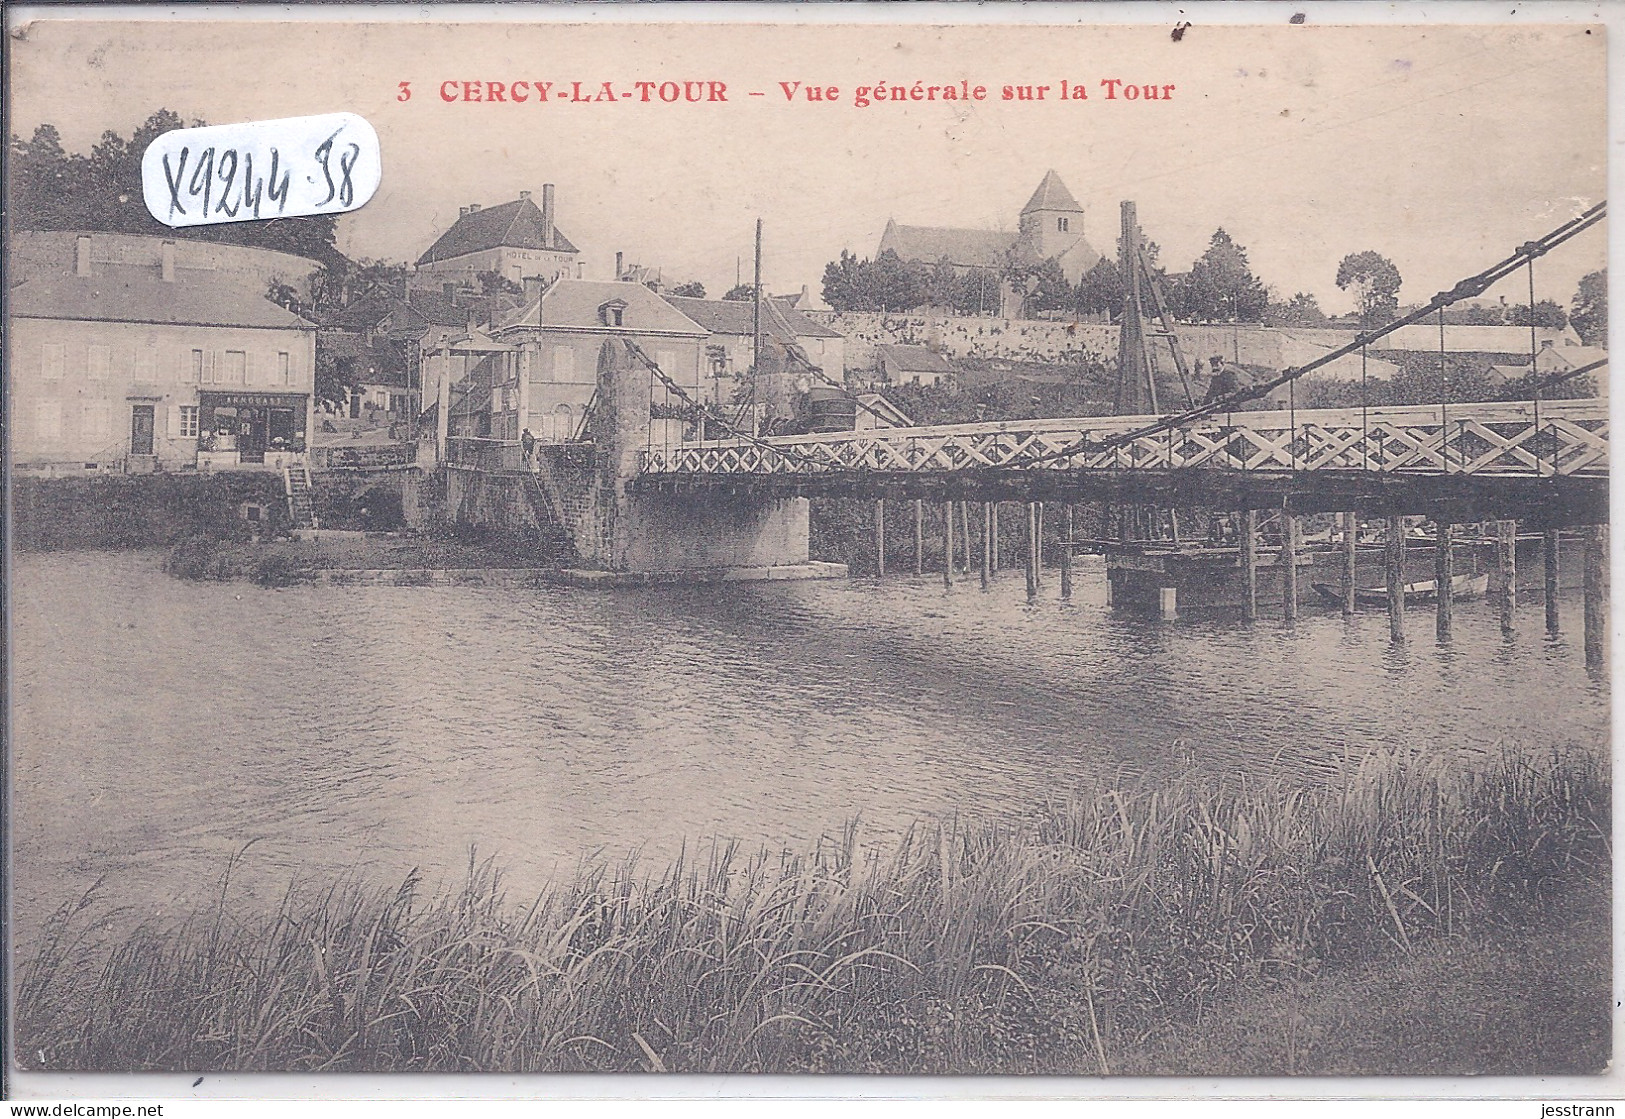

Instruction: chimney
[519,190,531,201]
[459,206,469,219]
[541,183,556,247]
[468,203,481,214]
[576,261,584,279]
[160,240,176,283]
[74,234,92,277]
[615,251,624,280]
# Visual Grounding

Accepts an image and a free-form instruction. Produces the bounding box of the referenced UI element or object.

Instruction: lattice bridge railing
[639,400,1608,480]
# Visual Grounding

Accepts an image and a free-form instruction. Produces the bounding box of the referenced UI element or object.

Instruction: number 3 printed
[398,81,412,102]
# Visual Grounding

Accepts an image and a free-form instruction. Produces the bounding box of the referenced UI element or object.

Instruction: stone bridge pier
[445,338,844,583]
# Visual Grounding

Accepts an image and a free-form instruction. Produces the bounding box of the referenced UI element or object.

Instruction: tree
[953,267,1001,316]
[1569,270,1606,345]
[818,249,928,312]
[1004,257,1071,316]
[1074,258,1124,320]
[669,281,706,298]
[314,345,361,411]
[1507,299,1568,330]
[722,283,756,301]
[1169,229,1268,323]
[9,109,346,268]
[1335,251,1403,328]
[476,270,522,297]
[1263,291,1328,327]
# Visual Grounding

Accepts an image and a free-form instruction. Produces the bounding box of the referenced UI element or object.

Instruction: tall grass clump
[15,745,1607,1074]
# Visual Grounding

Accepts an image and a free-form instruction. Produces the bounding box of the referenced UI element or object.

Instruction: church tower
[1017,170,1086,262]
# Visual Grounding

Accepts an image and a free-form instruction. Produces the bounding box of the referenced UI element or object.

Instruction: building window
[277,352,291,386]
[1057,217,1069,232]
[191,349,205,383]
[36,401,61,441]
[223,350,246,385]
[42,343,65,381]
[598,299,628,327]
[88,345,111,380]
[179,405,199,438]
[82,400,112,439]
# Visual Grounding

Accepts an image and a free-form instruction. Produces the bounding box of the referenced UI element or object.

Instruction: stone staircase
[518,456,580,561]
[283,462,319,532]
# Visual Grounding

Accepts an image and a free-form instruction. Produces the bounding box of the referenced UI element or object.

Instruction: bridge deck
[632,400,1608,523]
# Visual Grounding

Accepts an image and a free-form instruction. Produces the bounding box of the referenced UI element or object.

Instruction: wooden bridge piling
[1584,524,1607,668]
[1544,529,1561,635]
[1061,505,1074,600]
[1436,521,1456,640]
[960,502,972,574]
[1498,519,1517,634]
[1341,511,1357,616]
[1386,516,1407,643]
[874,498,886,577]
[942,501,954,588]
[981,502,992,589]
[1242,509,1258,622]
[1025,503,1038,600]
[1036,504,1045,574]
[1283,513,1299,624]
[914,500,924,577]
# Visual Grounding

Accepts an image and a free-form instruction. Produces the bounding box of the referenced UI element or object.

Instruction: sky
[7,11,1609,316]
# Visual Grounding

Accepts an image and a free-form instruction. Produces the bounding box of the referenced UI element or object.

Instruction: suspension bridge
[435,199,1608,659]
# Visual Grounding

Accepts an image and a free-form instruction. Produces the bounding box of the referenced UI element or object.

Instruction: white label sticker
[141,112,381,227]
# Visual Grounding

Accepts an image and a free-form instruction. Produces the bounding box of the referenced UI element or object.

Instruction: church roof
[1021,170,1082,215]
[416,197,579,266]
[878,222,1018,270]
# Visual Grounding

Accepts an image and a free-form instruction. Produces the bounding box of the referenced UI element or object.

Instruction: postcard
[4,6,1613,1100]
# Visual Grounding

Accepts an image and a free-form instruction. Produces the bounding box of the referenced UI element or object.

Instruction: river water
[10,549,1609,939]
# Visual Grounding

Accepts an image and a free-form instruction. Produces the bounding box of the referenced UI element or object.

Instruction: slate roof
[329,289,515,335]
[416,197,580,266]
[499,280,706,335]
[10,265,312,330]
[876,344,953,374]
[1021,170,1083,214]
[662,295,844,341]
[878,221,1019,270]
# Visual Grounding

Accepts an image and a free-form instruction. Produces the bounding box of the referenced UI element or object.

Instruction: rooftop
[499,279,707,335]
[416,196,580,266]
[1021,170,1083,215]
[10,264,312,330]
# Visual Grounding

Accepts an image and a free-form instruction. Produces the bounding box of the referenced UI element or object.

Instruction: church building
[877,170,1102,286]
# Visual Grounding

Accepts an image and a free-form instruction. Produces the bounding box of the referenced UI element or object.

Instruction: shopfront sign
[200,392,308,410]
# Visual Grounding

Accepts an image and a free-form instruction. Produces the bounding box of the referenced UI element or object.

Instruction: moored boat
[1311,572,1489,607]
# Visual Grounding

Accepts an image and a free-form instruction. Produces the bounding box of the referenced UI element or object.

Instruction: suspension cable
[1022,201,1605,467]
[620,339,834,473]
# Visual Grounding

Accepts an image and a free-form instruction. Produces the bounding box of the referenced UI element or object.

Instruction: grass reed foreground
[15,746,1609,1074]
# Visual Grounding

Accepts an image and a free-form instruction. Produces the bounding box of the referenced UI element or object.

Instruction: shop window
[88,345,110,380]
[41,343,65,381]
[179,405,199,438]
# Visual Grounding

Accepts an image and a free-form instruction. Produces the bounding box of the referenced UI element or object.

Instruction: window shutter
[204,350,215,385]
[244,352,256,385]
[170,404,183,439]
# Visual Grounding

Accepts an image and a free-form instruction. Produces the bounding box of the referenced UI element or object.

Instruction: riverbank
[14,744,1607,1074]
[163,532,555,584]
